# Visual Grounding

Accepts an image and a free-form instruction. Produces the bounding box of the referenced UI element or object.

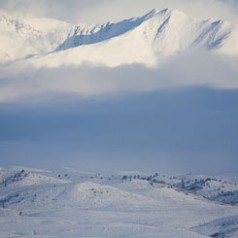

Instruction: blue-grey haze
[1,88,237,175]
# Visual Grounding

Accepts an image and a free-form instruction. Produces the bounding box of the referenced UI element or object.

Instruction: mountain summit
[0,8,237,67]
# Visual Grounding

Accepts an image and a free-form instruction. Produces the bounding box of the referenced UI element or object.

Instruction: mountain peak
[142,8,170,20]
[142,8,188,22]
[143,9,161,18]
[0,8,237,67]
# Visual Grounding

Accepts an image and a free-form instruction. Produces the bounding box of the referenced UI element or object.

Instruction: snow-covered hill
[0,11,71,62]
[0,166,237,237]
[0,8,238,68]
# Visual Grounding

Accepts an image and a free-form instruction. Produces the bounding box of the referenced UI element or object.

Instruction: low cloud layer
[0,50,238,103]
[0,49,238,174]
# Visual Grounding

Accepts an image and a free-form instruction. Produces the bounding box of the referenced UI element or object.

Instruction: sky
[1,87,238,175]
[0,0,238,23]
[0,0,238,175]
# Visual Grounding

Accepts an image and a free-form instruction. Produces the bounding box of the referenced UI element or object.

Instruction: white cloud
[0,0,238,23]
[0,50,237,103]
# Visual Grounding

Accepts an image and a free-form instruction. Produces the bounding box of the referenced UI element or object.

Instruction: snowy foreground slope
[0,8,238,67]
[0,167,238,238]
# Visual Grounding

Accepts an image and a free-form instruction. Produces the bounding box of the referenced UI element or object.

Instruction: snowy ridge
[192,215,238,238]
[0,167,237,237]
[0,11,71,62]
[0,8,238,68]
[1,167,238,208]
[56,9,161,50]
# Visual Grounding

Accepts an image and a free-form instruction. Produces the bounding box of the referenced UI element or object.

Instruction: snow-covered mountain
[0,166,238,237]
[0,11,70,62]
[0,8,238,68]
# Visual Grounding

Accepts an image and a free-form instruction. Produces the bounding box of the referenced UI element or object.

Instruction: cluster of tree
[214,190,238,205]
[179,178,208,191]
[122,173,168,187]
[1,170,28,187]
[58,173,68,178]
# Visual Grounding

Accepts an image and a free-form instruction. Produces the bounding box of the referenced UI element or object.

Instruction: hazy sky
[1,52,237,174]
[0,0,238,23]
[0,0,238,175]
[1,88,238,175]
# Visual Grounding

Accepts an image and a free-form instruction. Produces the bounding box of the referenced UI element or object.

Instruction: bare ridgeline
[0,166,237,237]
